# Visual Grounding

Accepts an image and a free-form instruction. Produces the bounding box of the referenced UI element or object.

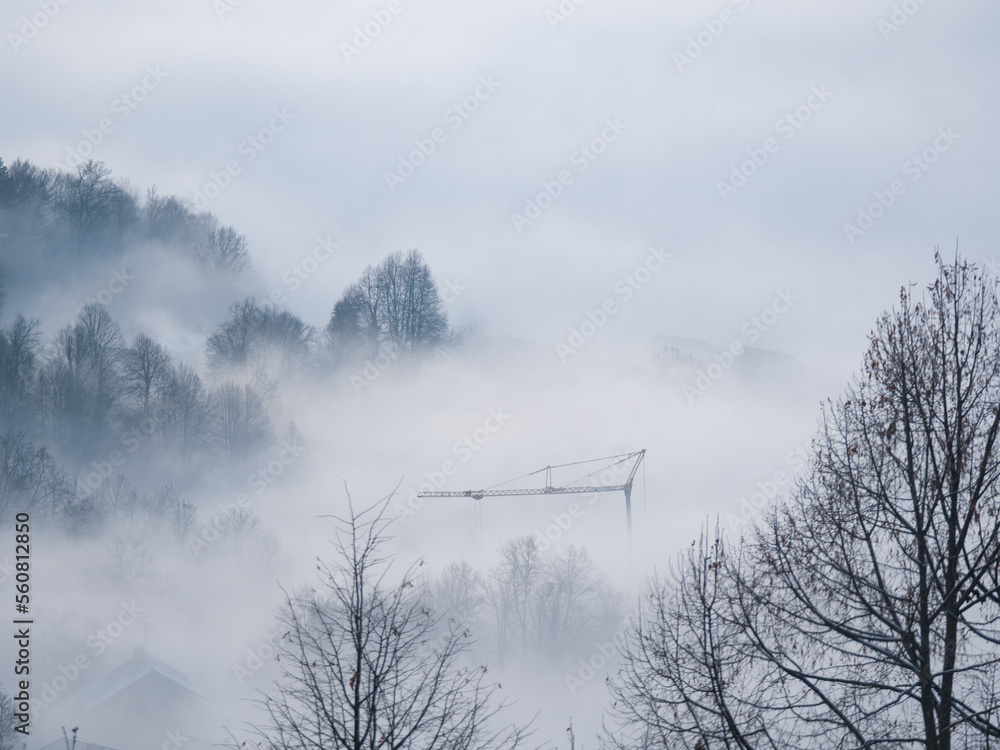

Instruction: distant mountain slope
[646,334,829,403]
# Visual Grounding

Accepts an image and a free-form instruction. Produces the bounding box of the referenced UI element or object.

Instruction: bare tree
[109,177,140,254]
[434,561,485,630]
[209,506,280,573]
[123,332,171,423]
[160,362,210,464]
[327,250,448,361]
[484,536,544,667]
[140,484,196,540]
[92,473,140,523]
[207,297,259,370]
[101,533,153,596]
[208,381,272,480]
[480,537,619,669]
[534,545,616,661]
[604,527,775,750]
[144,186,200,245]
[44,304,125,453]
[0,431,64,527]
[327,276,380,359]
[207,297,314,375]
[606,256,1000,750]
[0,689,20,750]
[197,222,251,278]
[378,250,448,354]
[0,159,57,266]
[56,160,118,260]
[241,496,531,750]
[0,315,39,428]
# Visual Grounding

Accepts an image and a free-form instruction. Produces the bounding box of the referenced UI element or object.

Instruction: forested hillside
[0,158,638,748]
[0,157,462,530]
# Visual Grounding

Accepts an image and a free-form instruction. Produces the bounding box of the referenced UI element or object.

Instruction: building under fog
[40,647,208,750]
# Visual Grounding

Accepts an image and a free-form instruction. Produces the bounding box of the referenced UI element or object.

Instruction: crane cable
[479,451,641,492]
[558,453,639,489]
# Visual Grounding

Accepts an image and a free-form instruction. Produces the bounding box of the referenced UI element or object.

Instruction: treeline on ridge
[0,157,457,535]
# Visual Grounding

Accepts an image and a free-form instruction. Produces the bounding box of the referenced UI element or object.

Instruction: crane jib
[414,450,645,549]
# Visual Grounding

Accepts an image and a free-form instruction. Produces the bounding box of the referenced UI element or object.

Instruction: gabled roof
[60,648,203,713]
[39,741,121,750]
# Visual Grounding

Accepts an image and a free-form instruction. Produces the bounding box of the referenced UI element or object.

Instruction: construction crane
[418,450,646,546]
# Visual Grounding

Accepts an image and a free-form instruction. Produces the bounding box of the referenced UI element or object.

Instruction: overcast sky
[3,0,997,381]
[6,4,1000,744]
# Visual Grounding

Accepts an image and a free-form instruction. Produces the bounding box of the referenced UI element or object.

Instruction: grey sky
[4,0,996,386]
[5,5,999,743]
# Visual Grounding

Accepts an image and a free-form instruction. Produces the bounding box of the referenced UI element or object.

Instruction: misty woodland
[0,153,1000,750]
[2,154,1000,750]
[5,0,997,743]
